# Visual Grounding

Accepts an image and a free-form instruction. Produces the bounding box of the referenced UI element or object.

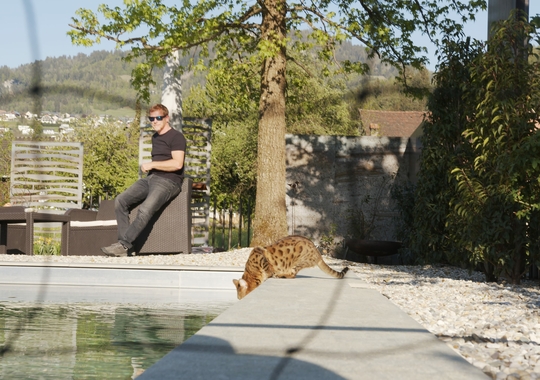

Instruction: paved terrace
[137,268,489,380]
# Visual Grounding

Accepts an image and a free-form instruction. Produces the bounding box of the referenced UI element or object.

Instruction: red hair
[148,104,169,117]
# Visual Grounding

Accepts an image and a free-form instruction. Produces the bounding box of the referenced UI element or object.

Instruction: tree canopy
[69,0,486,245]
[65,118,140,207]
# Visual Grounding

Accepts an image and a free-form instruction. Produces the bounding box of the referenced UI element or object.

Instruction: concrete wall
[285,135,422,245]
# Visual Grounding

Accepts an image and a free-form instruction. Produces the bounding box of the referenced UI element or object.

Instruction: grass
[33,234,61,255]
[209,226,252,251]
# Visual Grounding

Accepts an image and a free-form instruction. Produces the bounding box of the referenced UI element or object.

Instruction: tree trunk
[251,0,288,247]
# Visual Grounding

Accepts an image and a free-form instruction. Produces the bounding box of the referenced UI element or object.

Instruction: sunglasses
[148,115,165,121]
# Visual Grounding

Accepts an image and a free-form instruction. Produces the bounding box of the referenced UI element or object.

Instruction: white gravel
[1,251,539,380]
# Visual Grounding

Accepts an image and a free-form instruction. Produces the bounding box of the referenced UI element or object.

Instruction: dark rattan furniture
[66,178,193,256]
[0,207,70,255]
[65,200,118,256]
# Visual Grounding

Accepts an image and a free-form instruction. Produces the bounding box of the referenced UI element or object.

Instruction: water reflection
[0,303,226,379]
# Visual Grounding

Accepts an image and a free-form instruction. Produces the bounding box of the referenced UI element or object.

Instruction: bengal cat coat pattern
[233,235,349,299]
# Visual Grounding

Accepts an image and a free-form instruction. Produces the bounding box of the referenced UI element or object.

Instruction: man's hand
[140,162,152,173]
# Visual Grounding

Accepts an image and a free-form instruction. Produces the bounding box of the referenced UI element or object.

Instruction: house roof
[359,109,427,137]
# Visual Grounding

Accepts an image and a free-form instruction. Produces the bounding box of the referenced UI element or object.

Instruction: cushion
[70,220,117,227]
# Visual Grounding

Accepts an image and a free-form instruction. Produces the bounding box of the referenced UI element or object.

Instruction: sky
[1,1,539,72]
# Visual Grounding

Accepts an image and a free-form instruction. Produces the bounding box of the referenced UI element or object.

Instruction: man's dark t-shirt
[149,128,187,187]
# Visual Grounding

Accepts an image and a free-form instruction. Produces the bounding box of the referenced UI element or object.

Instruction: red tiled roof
[359,109,427,137]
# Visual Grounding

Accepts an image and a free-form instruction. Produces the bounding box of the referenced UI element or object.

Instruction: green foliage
[65,118,139,207]
[412,13,540,284]
[211,121,258,203]
[210,223,253,250]
[319,223,346,257]
[184,62,259,208]
[285,50,361,136]
[67,0,484,103]
[68,0,485,244]
[0,130,14,205]
[411,35,481,265]
[185,60,260,123]
[352,70,431,112]
[451,14,540,283]
[33,235,61,255]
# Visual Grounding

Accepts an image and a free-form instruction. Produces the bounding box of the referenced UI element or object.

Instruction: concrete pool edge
[0,261,243,304]
[0,260,242,272]
[0,261,243,288]
[138,269,489,380]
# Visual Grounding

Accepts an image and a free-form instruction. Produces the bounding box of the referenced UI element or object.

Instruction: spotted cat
[232,235,349,299]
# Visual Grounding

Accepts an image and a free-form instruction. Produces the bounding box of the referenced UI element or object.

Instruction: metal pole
[228,206,233,250]
[212,196,216,248]
[221,201,225,250]
[488,0,529,39]
[238,197,243,247]
[247,198,252,246]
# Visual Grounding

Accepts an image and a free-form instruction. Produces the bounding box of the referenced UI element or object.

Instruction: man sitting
[101,103,186,257]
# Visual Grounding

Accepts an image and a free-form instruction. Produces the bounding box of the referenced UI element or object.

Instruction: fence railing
[210,195,254,251]
[10,141,84,211]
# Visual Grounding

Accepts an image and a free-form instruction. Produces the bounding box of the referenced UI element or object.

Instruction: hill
[0,42,401,117]
[0,50,209,117]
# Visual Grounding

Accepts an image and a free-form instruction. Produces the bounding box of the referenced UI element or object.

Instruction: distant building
[4,112,18,121]
[59,124,74,134]
[40,114,57,124]
[59,113,74,123]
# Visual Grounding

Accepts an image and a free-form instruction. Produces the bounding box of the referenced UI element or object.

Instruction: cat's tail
[317,260,349,278]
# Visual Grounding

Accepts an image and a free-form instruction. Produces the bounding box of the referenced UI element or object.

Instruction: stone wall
[285,135,422,245]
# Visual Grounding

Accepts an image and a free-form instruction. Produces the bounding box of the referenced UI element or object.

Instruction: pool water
[0,302,231,379]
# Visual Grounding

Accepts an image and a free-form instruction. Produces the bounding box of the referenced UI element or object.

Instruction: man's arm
[141,150,185,173]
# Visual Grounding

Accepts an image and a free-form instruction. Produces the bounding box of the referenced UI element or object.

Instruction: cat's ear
[239,279,248,289]
[233,279,239,287]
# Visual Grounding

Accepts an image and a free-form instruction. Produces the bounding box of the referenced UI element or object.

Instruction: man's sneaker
[101,242,129,257]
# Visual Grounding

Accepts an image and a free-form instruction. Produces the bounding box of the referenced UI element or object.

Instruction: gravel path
[1,251,539,380]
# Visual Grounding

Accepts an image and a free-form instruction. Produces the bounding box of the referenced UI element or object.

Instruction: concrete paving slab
[139,269,489,380]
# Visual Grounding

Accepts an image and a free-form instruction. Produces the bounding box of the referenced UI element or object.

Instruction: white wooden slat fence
[10,141,84,211]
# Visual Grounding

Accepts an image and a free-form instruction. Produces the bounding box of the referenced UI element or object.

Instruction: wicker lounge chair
[1,206,27,254]
[66,178,193,256]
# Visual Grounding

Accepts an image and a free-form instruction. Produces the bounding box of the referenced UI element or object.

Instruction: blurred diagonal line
[0,260,51,356]
[23,0,43,117]
[1,0,49,359]
[22,0,41,63]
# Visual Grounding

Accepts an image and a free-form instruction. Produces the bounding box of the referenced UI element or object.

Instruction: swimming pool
[0,301,234,379]
[0,263,241,379]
